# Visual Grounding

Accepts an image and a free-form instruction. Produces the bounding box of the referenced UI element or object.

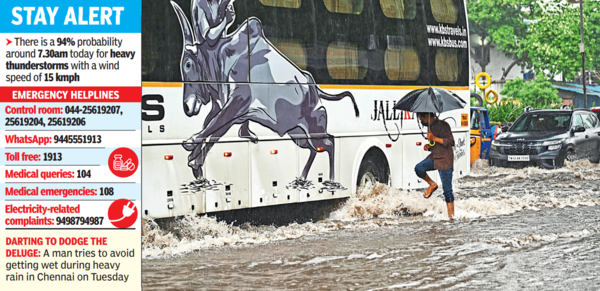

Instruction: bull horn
[171,1,195,46]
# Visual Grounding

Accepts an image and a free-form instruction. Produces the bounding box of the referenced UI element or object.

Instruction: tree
[526,0,600,80]
[467,0,534,77]
[469,0,600,82]
[499,76,561,108]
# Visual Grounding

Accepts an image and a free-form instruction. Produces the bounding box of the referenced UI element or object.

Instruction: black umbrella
[393,87,466,113]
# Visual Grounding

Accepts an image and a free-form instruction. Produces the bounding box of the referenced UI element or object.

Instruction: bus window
[260,0,301,9]
[379,0,417,19]
[269,39,307,70]
[323,0,363,14]
[435,48,460,82]
[384,46,420,81]
[326,42,368,80]
[430,0,458,24]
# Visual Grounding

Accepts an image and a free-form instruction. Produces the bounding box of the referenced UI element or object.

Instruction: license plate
[508,155,530,161]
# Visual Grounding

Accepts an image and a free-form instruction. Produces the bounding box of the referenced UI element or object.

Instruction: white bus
[141,0,471,225]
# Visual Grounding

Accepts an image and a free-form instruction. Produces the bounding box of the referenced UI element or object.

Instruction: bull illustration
[171,0,359,188]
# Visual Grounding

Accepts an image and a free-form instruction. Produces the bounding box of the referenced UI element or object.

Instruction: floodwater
[142,160,600,290]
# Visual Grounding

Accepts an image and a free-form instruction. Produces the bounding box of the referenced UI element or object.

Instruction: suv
[489,109,600,168]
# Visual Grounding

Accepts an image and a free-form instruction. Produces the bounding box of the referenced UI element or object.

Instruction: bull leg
[183,86,252,175]
[311,136,335,180]
[186,86,250,145]
[238,121,258,143]
[203,94,222,128]
[182,101,222,152]
[187,124,235,178]
[326,139,335,180]
[303,107,336,181]
[287,127,316,180]
[300,150,317,180]
[187,145,206,178]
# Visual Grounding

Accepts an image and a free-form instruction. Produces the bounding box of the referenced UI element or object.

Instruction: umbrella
[393,87,466,113]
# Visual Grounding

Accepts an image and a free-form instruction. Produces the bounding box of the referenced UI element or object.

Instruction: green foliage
[470,91,484,107]
[467,0,535,71]
[471,97,478,107]
[499,77,562,108]
[487,102,523,123]
[526,0,600,80]
[468,0,600,80]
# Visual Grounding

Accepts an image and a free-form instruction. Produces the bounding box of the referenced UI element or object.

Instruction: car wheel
[566,149,576,163]
[591,149,600,164]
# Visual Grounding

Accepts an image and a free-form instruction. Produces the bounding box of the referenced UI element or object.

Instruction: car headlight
[548,144,561,151]
[542,139,563,146]
[492,140,502,146]
[542,139,564,151]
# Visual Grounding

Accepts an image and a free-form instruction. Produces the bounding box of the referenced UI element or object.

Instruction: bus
[141,0,471,225]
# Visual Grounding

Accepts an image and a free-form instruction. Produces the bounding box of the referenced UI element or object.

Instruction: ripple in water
[486,228,600,247]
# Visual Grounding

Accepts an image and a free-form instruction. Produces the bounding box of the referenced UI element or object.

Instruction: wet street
[142,160,600,290]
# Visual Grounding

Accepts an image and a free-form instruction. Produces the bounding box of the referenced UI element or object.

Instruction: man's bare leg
[446,201,454,219]
[422,175,438,198]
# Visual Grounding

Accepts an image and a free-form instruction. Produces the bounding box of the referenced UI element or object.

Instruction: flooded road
[142,160,600,290]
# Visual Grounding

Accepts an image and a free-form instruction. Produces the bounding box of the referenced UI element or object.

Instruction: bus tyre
[475,72,491,90]
[357,159,382,189]
[471,92,483,107]
[356,151,389,190]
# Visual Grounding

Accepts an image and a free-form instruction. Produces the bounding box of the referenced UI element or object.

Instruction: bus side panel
[336,136,398,195]
[142,144,205,219]
[296,135,343,202]
[204,142,250,212]
[388,136,404,191]
[453,131,470,179]
[338,137,362,197]
[400,129,470,190]
[249,140,299,207]
[402,134,439,190]
[142,85,213,141]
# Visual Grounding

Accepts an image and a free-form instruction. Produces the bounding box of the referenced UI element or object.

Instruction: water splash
[142,159,600,259]
[142,215,338,259]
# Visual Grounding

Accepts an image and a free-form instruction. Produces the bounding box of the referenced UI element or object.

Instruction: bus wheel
[356,148,389,190]
[358,169,377,189]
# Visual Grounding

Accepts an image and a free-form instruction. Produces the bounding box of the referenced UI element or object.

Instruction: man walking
[414,112,455,219]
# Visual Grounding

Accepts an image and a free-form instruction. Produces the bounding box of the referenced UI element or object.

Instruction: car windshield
[510,113,571,132]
